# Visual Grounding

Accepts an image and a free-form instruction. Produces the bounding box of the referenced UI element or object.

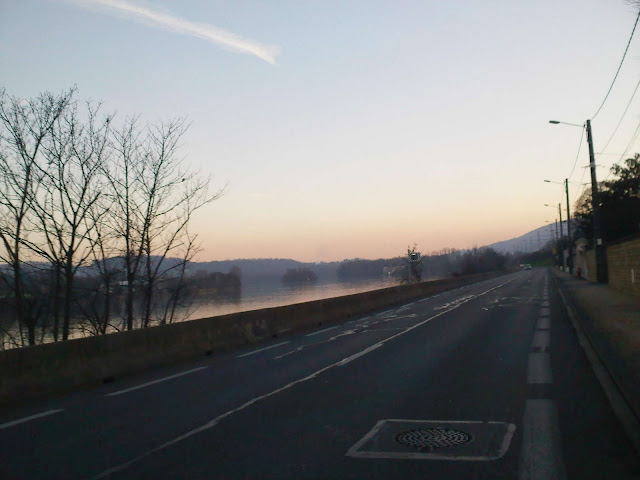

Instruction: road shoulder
[552,268,640,456]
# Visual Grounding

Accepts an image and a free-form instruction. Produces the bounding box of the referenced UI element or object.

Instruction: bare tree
[0,88,74,345]
[28,100,112,340]
[105,115,147,331]
[78,192,120,336]
[157,230,200,325]
[136,118,221,328]
[2,88,222,345]
[105,116,222,330]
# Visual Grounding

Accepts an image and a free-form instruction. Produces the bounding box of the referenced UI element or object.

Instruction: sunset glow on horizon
[2,1,639,263]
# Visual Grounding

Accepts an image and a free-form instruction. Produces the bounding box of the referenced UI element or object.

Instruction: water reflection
[184,277,403,320]
[0,277,406,349]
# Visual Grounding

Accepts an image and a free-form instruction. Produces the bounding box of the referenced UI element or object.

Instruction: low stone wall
[0,272,503,407]
[607,235,640,296]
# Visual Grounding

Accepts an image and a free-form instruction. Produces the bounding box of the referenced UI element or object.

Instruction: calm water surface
[0,277,411,348]
[184,277,404,321]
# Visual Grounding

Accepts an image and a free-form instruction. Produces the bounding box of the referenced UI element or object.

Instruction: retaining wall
[0,271,503,407]
[606,235,640,296]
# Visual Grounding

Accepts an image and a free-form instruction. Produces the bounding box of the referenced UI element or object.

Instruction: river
[183,276,405,321]
[0,276,413,349]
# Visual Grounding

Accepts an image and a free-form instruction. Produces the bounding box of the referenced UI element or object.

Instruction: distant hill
[171,223,575,281]
[487,222,567,254]
[192,258,340,282]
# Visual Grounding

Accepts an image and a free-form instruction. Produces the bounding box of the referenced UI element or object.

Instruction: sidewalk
[552,268,640,454]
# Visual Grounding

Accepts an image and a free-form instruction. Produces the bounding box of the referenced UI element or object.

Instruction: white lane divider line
[0,409,64,431]
[90,276,519,479]
[536,317,550,330]
[527,353,553,384]
[106,367,208,397]
[361,327,408,332]
[531,331,550,350]
[274,347,305,360]
[518,400,566,480]
[306,326,338,337]
[235,341,290,358]
[519,279,565,479]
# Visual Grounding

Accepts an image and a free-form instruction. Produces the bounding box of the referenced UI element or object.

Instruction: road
[1,269,638,479]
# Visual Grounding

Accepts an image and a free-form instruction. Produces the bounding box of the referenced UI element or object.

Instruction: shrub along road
[0,269,638,479]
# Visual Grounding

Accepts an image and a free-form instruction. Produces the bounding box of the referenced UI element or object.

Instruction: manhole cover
[347,420,515,460]
[395,428,472,452]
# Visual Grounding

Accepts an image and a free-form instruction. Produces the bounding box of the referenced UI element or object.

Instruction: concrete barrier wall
[0,272,503,407]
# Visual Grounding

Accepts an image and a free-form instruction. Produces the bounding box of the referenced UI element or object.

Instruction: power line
[571,167,588,207]
[591,8,640,120]
[596,76,640,159]
[603,116,640,182]
[567,127,585,180]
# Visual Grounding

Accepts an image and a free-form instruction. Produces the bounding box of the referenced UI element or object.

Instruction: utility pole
[554,218,560,265]
[558,204,564,270]
[565,178,572,275]
[585,120,607,282]
[551,218,560,265]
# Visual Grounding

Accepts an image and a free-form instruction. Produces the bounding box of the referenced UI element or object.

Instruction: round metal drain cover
[395,427,472,452]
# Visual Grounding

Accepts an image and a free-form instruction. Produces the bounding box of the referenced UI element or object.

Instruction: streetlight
[549,119,607,282]
[549,120,583,128]
[544,180,572,274]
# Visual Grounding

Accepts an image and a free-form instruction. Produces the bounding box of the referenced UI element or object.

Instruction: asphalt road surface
[1,269,639,479]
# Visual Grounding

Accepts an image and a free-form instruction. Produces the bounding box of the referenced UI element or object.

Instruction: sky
[2,0,640,262]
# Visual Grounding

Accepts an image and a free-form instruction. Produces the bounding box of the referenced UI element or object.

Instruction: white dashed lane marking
[235,342,291,358]
[106,367,208,397]
[531,331,550,349]
[519,400,566,479]
[527,353,553,384]
[306,326,338,337]
[0,409,64,431]
[536,317,550,330]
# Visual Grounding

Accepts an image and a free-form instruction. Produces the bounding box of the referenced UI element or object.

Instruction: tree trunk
[52,265,61,342]
[62,257,74,341]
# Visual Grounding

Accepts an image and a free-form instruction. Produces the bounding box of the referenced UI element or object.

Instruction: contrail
[69,0,280,64]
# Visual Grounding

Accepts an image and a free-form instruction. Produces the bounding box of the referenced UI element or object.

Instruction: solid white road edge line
[336,343,383,366]
[106,367,208,397]
[0,409,64,430]
[90,276,518,479]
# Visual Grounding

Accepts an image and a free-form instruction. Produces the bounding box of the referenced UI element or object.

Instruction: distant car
[524,264,532,270]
